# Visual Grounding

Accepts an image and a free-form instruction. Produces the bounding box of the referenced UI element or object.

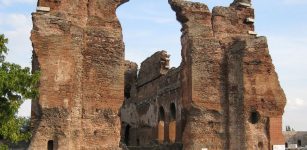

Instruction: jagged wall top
[36,0,129,26]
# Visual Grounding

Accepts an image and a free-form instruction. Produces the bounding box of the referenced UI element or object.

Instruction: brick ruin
[29,0,286,150]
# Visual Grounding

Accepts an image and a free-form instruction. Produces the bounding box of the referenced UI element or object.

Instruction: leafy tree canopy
[0,34,39,147]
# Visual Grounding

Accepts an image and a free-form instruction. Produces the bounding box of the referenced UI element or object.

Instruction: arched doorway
[47,140,54,150]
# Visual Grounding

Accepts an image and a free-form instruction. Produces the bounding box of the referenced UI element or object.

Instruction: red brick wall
[269,116,285,149]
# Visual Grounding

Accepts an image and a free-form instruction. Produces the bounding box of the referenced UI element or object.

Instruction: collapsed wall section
[30,0,127,149]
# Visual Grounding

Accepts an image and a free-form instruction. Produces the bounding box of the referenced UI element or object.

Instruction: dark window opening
[250,111,260,124]
[159,107,165,121]
[48,140,54,150]
[169,103,176,143]
[158,107,165,144]
[136,138,140,146]
[124,125,131,146]
[285,142,288,148]
[124,84,131,99]
[298,140,302,147]
[170,103,176,121]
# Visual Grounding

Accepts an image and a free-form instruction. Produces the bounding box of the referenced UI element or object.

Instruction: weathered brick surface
[169,0,286,149]
[120,51,182,147]
[30,0,286,149]
[270,117,285,147]
[30,0,126,149]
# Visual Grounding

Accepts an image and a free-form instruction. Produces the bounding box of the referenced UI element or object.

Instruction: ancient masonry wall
[121,51,183,149]
[30,0,127,149]
[30,0,286,150]
[169,0,286,149]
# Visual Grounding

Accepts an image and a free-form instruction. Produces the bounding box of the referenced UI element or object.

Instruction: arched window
[158,107,165,144]
[169,103,176,143]
[159,107,165,121]
[170,103,176,121]
[48,140,54,150]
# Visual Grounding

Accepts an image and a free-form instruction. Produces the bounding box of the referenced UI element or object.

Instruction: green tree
[0,34,39,148]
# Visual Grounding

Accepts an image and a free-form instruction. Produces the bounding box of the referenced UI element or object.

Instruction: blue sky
[0,0,306,131]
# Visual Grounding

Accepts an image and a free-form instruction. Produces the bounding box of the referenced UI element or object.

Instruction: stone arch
[158,106,165,144]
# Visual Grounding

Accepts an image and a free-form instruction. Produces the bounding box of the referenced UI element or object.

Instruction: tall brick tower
[169,0,286,149]
[29,0,127,149]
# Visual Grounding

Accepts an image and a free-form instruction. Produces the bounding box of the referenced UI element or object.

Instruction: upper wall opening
[116,0,181,68]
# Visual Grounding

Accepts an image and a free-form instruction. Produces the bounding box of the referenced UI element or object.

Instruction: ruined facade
[30,0,286,150]
[284,131,307,149]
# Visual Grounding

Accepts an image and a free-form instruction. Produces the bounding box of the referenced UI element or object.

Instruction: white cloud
[287,98,307,109]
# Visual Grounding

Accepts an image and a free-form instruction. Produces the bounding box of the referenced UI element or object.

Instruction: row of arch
[123,102,178,146]
[158,103,177,144]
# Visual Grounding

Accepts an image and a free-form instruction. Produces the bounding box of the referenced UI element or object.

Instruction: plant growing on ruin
[0,34,39,148]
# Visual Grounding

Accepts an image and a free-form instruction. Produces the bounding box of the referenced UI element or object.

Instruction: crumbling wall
[121,51,182,148]
[169,0,286,149]
[169,1,226,149]
[30,0,127,149]
[30,0,286,149]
